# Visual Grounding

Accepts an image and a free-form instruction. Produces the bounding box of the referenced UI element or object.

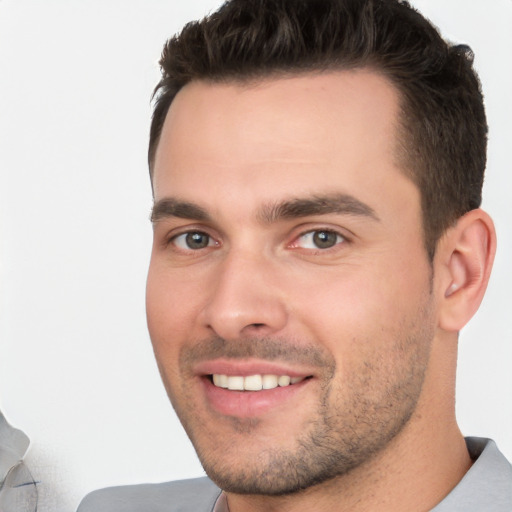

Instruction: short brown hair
[149,0,487,259]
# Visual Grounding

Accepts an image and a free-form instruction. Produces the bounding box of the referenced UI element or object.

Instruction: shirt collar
[430,437,512,511]
[212,490,229,512]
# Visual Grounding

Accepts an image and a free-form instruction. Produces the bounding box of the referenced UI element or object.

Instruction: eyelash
[290,228,348,252]
[167,227,349,254]
[169,230,218,251]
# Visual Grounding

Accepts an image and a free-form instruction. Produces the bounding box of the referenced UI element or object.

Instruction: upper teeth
[212,374,304,391]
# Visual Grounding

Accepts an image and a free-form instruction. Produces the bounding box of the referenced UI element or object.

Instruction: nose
[200,251,288,340]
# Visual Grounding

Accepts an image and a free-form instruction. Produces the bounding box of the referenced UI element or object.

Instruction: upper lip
[193,358,314,378]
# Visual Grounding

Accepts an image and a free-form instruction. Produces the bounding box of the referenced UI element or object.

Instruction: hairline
[148,66,437,259]
[150,63,410,174]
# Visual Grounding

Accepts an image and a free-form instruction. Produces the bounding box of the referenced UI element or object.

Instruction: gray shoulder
[77,477,221,512]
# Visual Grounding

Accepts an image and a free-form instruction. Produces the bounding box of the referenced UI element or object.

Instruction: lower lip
[201,377,310,418]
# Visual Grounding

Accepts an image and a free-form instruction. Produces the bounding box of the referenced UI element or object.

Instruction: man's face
[147,71,437,494]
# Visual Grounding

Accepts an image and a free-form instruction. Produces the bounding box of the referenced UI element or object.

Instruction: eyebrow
[151,198,211,223]
[258,194,379,223]
[151,193,379,224]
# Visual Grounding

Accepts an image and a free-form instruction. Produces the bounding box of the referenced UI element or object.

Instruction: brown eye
[186,232,210,249]
[173,231,213,250]
[312,230,339,249]
[296,230,344,250]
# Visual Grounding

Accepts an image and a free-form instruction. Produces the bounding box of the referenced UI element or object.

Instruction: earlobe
[437,209,496,332]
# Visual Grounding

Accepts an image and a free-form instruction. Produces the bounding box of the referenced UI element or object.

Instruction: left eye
[172,231,215,250]
[295,230,345,249]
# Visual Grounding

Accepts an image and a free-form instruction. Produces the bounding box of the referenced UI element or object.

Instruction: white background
[0,1,511,511]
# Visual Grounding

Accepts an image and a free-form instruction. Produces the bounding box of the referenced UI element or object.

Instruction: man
[78,0,512,510]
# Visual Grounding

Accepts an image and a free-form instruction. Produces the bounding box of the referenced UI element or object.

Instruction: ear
[436,209,496,332]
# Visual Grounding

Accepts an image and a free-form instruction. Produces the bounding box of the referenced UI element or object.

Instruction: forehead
[152,70,414,217]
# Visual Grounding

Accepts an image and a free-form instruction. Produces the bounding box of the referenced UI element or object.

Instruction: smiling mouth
[210,374,311,391]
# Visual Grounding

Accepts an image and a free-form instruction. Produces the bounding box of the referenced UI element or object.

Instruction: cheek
[286,253,432,356]
[146,261,205,360]
[148,252,211,308]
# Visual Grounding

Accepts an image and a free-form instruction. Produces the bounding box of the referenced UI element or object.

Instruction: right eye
[172,231,215,250]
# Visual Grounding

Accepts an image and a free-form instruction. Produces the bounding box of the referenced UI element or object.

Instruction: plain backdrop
[0,1,511,511]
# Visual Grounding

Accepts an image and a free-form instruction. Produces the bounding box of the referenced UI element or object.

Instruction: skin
[146,70,494,512]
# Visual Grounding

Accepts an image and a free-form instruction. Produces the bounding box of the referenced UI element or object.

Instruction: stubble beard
[164,302,434,497]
